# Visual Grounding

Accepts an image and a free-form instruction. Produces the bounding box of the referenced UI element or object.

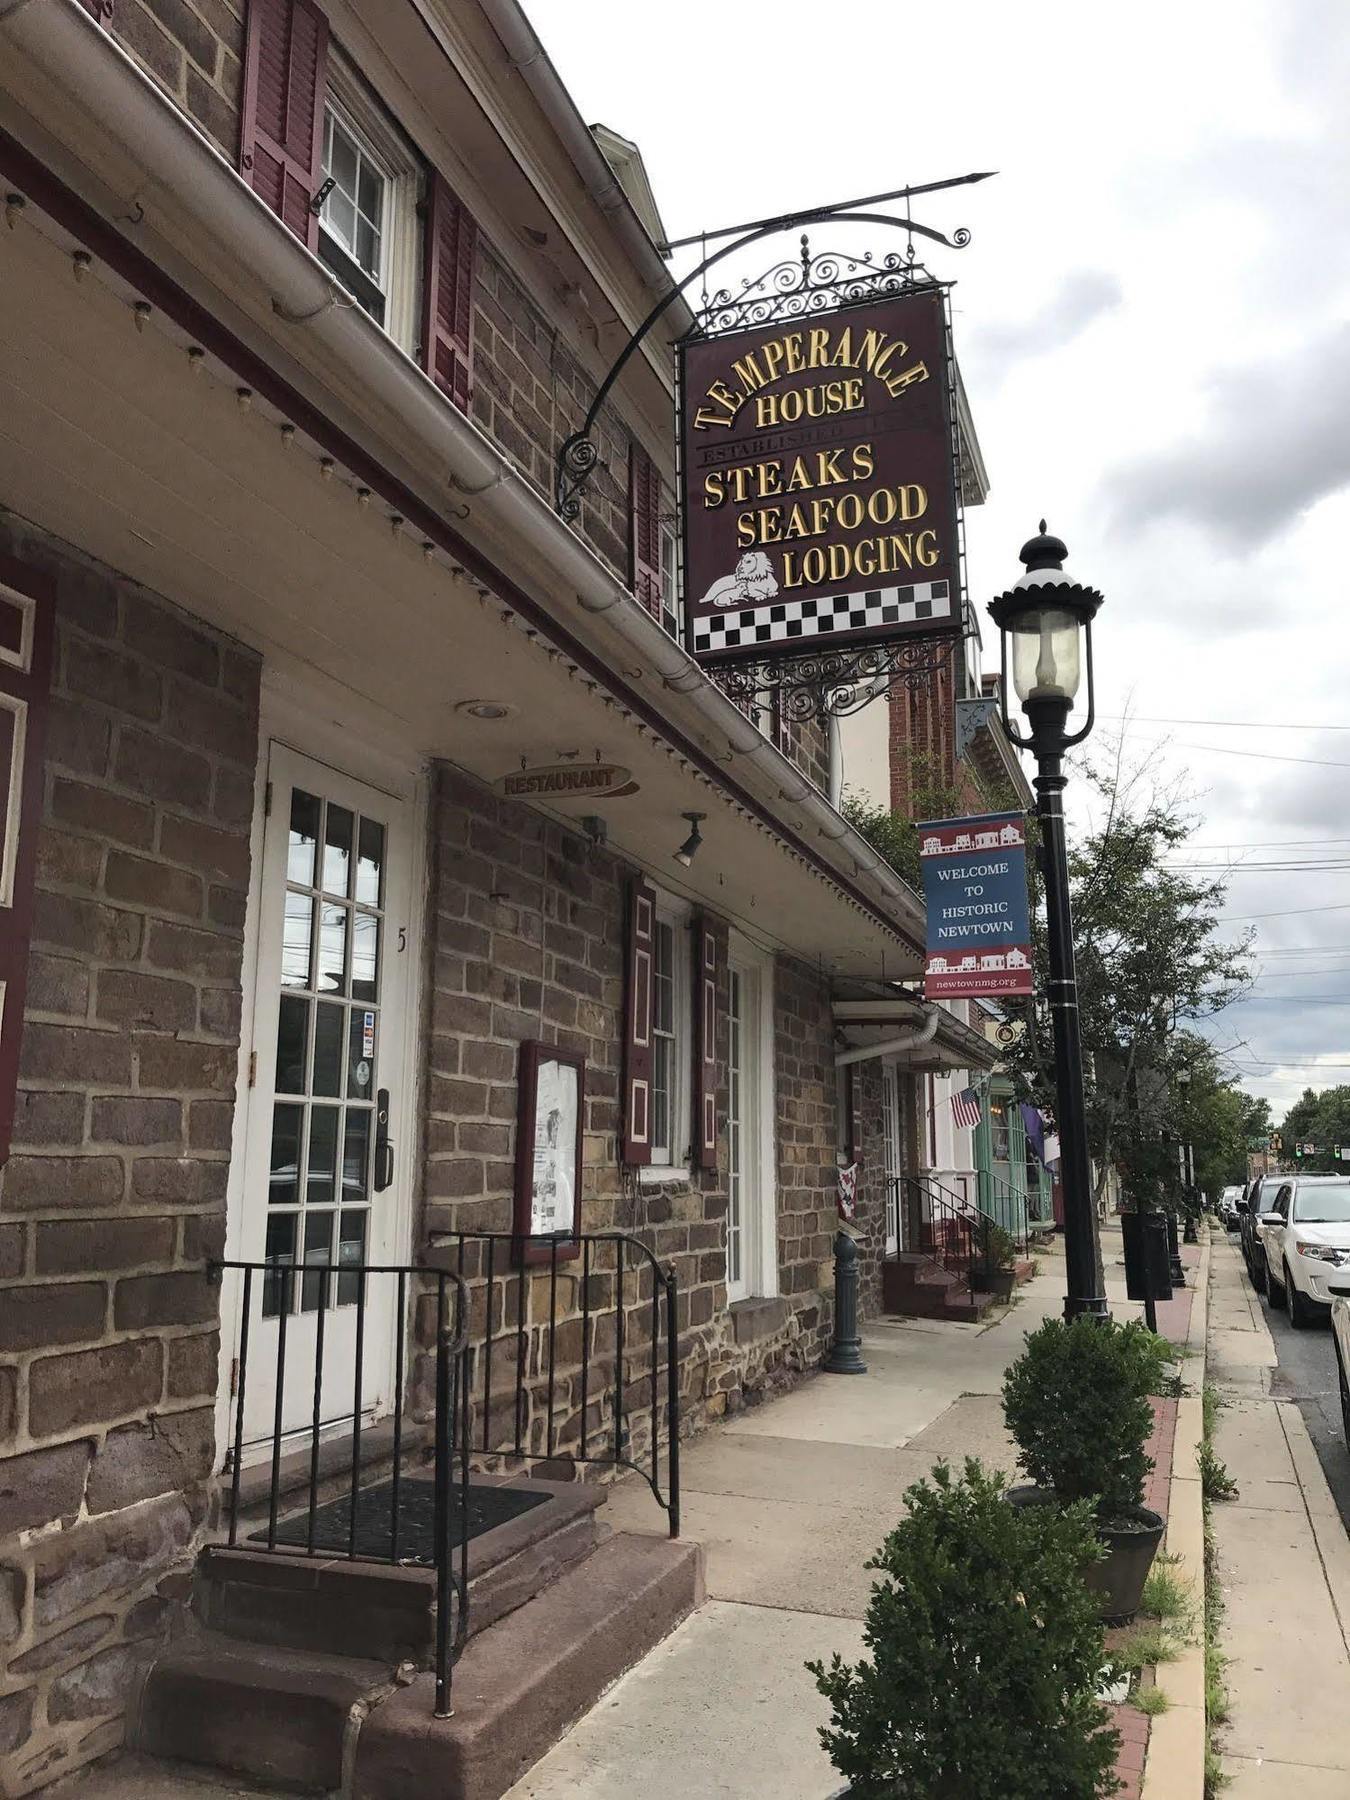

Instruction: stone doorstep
[351,1531,705,1800]
[226,1417,433,1524]
[197,1479,608,1661]
[134,1635,392,1793]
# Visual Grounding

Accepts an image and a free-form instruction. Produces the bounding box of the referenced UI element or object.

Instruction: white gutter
[835,1008,940,1068]
[1,0,924,946]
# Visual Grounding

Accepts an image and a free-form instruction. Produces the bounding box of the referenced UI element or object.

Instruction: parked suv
[1240,1175,1280,1280]
[1256,1175,1350,1326]
[1217,1185,1243,1230]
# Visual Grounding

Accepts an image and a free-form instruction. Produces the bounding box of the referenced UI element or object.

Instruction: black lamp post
[989,524,1108,1321]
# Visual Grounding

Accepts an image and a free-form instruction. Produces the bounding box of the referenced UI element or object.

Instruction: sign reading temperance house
[681,289,961,668]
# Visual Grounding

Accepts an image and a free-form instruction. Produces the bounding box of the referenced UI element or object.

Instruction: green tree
[1001,748,1253,1212]
[1280,1086,1350,1173]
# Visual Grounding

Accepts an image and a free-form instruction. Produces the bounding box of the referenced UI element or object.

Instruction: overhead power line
[1102,714,1350,731]
[1218,903,1350,922]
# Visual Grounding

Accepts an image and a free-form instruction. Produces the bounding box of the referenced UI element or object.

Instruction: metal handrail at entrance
[897,1174,993,1294]
[208,1231,680,1718]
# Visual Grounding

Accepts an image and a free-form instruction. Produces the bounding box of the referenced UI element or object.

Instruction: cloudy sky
[528,0,1350,1116]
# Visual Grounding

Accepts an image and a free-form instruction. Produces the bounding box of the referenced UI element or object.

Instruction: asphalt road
[1230,1223,1350,1533]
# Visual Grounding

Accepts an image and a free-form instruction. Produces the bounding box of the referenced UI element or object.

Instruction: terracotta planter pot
[1006,1486,1164,1624]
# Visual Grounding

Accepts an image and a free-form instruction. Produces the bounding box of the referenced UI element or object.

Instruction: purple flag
[1020,1103,1047,1166]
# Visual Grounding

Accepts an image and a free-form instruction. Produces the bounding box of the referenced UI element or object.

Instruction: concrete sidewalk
[1207,1234,1350,1797]
[508,1237,1154,1800]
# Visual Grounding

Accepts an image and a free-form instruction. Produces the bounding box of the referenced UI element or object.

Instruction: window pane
[330,121,358,197]
[275,997,309,1095]
[269,1103,303,1207]
[313,1002,344,1097]
[324,805,353,897]
[356,215,379,277]
[282,892,312,988]
[342,1110,371,1206]
[307,1105,338,1206]
[347,1009,375,1099]
[318,903,348,995]
[357,161,382,225]
[356,817,384,906]
[288,789,319,885]
[653,923,674,1032]
[652,1035,670,1155]
[351,913,379,1003]
[301,1210,333,1312]
[337,1210,367,1305]
[263,1212,296,1319]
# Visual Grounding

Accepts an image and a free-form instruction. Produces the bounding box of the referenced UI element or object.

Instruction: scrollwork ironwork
[710,636,962,721]
[692,236,942,338]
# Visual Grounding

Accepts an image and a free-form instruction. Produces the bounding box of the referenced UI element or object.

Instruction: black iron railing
[209,1231,680,1719]
[898,1174,993,1295]
[432,1231,680,1539]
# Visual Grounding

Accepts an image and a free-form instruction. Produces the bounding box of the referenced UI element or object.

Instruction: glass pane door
[882,1065,901,1254]
[240,744,411,1448]
[727,967,744,1295]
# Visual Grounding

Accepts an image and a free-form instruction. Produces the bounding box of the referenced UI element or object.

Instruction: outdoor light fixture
[989,525,1107,1321]
[454,699,515,721]
[673,812,706,868]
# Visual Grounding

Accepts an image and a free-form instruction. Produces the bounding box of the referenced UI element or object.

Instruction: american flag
[950,1087,982,1131]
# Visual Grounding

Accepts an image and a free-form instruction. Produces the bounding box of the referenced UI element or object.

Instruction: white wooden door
[238,743,414,1446]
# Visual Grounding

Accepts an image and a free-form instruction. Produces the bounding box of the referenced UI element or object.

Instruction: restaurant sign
[917,811,1033,999]
[681,289,961,669]
[496,762,638,801]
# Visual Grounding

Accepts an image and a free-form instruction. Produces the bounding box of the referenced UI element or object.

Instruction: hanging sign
[496,762,638,801]
[917,811,1033,999]
[681,289,962,668]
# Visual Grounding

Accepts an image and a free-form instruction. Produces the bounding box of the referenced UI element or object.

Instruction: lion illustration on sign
[701,550,779,609]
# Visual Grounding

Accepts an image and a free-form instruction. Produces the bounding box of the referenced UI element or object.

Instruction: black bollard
[1166,1210,1186,1288]
[824,1230,867,1375]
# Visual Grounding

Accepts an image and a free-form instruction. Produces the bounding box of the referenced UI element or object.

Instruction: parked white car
[1257,1175,1350,1327]
[1217,1185,1244,1231]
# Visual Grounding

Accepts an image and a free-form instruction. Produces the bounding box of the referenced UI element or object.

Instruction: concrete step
[196,1477,605,1663]
[352,1530,705,1800]
[134,1632,391,1792]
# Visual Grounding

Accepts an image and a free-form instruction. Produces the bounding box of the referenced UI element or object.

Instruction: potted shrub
[984,1224,1019,1302]
[1003,1316,1169,1622]
[809,1459,1121,1799]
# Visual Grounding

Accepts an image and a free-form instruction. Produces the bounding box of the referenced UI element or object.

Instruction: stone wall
[417,763,842,1463]
[0,515,256,1796]
[108,0,245,159]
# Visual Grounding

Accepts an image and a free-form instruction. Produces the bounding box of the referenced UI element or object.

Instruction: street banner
[917,811,1033,998]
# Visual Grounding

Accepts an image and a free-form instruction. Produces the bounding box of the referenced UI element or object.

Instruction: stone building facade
[0,1,937,1790]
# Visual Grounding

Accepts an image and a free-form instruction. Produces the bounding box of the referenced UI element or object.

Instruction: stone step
[352,1530,704,1800]
[197,1477,606,1663]
[134,1633,391,1792]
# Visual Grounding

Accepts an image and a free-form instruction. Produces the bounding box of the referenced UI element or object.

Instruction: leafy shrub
[809,1460,1120,1800]
[986,1224,1019,1273]
[1002,1317,1170,1519]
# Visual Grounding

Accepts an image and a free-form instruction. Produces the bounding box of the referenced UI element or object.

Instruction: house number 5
[398,927,407,952]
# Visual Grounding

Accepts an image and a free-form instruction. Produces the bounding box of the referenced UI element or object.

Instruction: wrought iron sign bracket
[709,634,968,724]
[554,171,993,523]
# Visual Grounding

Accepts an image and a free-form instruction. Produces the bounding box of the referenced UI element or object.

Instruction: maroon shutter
[239,0,329,250]
[0,556,55,1167]
[422,174,477,411]
[628,445,662,618]
[81,0,115,19]
[622,877,656,1165]
[692,917,718,1170]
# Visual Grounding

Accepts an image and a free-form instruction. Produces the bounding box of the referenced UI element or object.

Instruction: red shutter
[239,0,330,250]
[622,877,656,1166]
[692,917,718,1170]
[0,556,55,1167]
[628,445,662,618]
[81,0,115,19]
[422,174,477,412]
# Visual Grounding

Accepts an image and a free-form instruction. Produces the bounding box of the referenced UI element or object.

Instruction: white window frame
[644,893,691,1177]
[319,54,421,354]
[726,931,777,1301]
[659,523,683,643]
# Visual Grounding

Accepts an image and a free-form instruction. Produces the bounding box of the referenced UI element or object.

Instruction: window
[990,1100,1011,1161]
[1293,1183,1350,1223]
[646,901,690,1169]
[660,525,682,642]
[316,56,421,352]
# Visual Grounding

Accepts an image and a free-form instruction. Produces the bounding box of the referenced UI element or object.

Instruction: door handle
[374,1088,394,1192]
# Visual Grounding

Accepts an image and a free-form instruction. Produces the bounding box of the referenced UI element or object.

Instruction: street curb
[1139,1226,1210,1800]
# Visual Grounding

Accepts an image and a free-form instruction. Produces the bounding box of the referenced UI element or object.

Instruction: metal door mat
[255,1477,549,1560]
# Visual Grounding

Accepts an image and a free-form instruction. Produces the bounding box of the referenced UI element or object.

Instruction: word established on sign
[917,812,1033,999]
[680,290,961,668]
[496,763,638,802]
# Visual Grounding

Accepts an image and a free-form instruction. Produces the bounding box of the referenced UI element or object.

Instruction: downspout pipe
[835,1008,940,1068]
[2,0,925,946]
